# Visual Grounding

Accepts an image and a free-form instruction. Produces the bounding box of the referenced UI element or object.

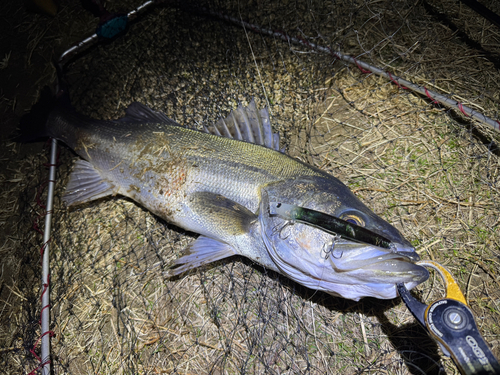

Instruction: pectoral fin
[63,159,116,206]
[166,192,258,277]
[187,191,257,237]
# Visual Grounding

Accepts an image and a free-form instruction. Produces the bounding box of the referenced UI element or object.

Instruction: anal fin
[63,159,116,206]
[165,236,236,277]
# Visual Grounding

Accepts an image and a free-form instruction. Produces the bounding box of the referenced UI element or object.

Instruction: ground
[1,1,500,374]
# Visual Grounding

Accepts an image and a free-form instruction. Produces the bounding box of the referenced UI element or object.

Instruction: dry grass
[1,0,500,374]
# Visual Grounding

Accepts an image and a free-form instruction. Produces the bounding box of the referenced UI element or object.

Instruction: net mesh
[3,0,500,374]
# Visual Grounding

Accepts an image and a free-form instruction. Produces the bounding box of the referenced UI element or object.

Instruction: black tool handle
[425,299,500,375]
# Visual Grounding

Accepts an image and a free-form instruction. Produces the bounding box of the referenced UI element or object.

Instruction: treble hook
[272,220,294,240]
[322,235,343,260]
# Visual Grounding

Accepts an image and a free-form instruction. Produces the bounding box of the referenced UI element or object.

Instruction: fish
[20,89,428,301]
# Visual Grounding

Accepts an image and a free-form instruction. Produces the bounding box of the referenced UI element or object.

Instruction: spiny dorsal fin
[204,99,283,152]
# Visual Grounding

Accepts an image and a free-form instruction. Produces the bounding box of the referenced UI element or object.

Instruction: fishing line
[238,1,271,112]
[192,3,500,132]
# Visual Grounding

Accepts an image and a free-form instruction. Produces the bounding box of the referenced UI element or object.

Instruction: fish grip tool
[397,260,500,375]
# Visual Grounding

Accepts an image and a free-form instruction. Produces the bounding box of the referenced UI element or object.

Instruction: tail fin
[16,86,57,143]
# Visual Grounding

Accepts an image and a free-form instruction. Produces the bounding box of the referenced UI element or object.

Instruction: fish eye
[340,214,365,227]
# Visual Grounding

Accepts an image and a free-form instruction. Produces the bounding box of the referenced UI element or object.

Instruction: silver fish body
[44,100,428,300]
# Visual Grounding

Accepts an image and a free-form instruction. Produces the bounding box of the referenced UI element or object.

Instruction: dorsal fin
[204,99,283,152]
[116,101,284,152]
[114,102,181,127]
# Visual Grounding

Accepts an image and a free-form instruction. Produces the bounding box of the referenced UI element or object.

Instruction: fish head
[259,176,429,301]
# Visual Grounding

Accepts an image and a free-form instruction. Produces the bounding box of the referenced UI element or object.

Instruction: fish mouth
[328,245,419,272]
[312,242,429,299]
[325,241,428,283]
[267,238,429,300]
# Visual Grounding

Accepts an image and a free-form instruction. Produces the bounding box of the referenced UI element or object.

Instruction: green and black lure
[269,201,393,249]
